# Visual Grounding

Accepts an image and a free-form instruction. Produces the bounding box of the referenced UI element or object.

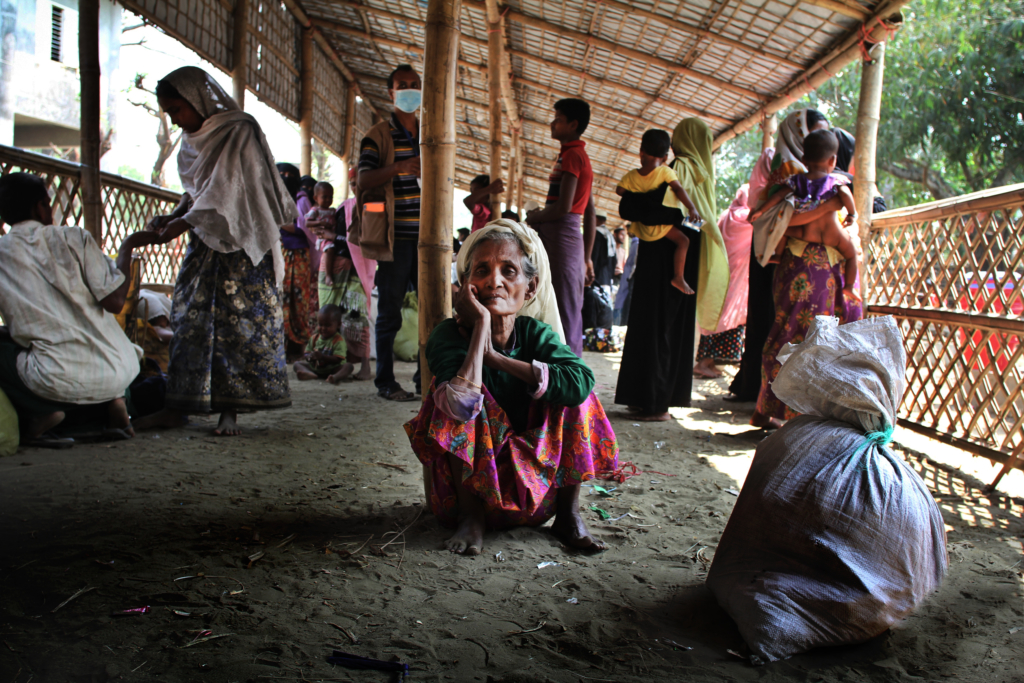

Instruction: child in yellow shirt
[616,130,701,294]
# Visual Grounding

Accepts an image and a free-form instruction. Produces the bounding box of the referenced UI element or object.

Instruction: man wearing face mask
[353,64,423,401]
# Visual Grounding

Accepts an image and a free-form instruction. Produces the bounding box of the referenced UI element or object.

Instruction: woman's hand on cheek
[454,283,490,330]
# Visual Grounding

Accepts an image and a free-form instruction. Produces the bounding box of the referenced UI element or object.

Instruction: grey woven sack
[706,316,947,663]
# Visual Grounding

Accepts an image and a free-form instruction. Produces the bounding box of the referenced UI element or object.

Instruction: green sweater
[427,316,594,431]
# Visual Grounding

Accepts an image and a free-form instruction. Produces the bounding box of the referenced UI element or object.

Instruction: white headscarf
[456,218,565,344]
[162,67,297,284]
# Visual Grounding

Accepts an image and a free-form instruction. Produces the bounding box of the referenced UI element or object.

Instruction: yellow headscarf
[671,118,729,333]
[456,219,565,344]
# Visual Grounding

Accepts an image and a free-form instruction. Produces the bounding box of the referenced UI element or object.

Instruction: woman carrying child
[614,118,727,421]
[132,66,295,436]
[748,129,862,429]
[309,196,373,381]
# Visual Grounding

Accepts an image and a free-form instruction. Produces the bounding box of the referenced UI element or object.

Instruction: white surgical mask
[394,89,422,113]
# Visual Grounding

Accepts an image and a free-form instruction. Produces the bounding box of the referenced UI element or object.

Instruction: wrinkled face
[314,189,334,209]
[467,240,537,317]
[550,110,576,140]
[317,312,340,338]
[157,96,205,134]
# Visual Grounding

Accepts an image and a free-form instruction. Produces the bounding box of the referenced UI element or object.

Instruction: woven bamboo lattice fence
[0,145,184,286]
[866,183,1024,479]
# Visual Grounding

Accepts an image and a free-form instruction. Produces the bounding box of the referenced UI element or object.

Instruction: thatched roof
[122,0,908,210]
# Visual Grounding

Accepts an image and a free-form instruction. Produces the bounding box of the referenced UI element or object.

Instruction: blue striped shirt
[358,114,420,239]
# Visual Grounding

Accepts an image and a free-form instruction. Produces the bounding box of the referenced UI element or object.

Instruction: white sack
[706,316,947,663]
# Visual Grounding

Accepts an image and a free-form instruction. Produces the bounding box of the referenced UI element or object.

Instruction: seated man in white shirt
[0,173,157,446]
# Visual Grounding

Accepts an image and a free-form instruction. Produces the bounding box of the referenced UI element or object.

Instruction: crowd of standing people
[0,60,876,555]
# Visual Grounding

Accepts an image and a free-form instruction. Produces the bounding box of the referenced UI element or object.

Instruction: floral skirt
[405,384,619,530]
[281,247,312,346]
[756,243,838,420]
[166,234,291,413]
[319,256,370,361]
[697,326,745,362]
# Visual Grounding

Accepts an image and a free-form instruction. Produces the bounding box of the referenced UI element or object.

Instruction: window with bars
[50,5,63,63]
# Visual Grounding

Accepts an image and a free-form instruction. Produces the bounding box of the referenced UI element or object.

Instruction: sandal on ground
[24,432,75,449]
[378,387,417,402]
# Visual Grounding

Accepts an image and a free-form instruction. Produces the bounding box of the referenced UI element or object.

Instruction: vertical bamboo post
[508,127,519,214]
[419,0,460,393]
[485,0,503,215]
[853,40,885,304]
[761,112,777,152]
[232,0,248,108]
[79,0,102,243]
[339,87,357,199]
[299,28,314,176]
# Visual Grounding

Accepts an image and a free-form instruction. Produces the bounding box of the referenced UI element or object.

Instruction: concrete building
[0,0,121,167]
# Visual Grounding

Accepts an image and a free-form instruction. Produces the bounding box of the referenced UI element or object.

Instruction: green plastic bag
[0,386,20,456]
[393,291,420,362]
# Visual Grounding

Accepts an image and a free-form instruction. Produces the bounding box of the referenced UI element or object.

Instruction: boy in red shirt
[526,98,596,357]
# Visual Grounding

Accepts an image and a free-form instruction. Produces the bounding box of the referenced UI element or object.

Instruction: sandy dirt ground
[0,351,1022,683]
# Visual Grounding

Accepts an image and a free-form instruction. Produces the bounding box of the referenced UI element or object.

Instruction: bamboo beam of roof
[462,0,767,103]
[310,12,734,127]
[800,0,870,21]
[279,0,383,121]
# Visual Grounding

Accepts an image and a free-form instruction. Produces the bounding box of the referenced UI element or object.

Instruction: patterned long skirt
[697,326,745,362]
[755,243,838,420]
[318,255,371,362]
[281,247,312,346]
[405,384,619,530]
[165,233,291,413]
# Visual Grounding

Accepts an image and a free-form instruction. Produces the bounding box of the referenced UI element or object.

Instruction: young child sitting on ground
[751,129,861,303]
[308,182,337,284]
[294,304,352,384]
[616,129,702,295]
[462,174,505,233]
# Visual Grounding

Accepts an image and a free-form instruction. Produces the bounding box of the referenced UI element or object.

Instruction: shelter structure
[1,0,1021,480]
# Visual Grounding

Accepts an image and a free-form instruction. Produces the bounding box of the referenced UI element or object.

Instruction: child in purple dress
[752,130,857,273]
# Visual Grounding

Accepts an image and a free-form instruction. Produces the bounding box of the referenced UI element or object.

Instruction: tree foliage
[716,0,1024,210]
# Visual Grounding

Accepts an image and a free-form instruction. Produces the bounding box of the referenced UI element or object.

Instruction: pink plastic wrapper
[113,606,151,615]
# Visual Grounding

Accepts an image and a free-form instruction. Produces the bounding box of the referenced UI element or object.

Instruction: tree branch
[878,160,958,200]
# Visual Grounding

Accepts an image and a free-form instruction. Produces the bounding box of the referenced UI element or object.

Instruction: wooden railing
[0,144,185,285]
[866,183,1024,486]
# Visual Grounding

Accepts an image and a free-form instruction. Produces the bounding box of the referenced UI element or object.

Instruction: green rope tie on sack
[864,424,894,448]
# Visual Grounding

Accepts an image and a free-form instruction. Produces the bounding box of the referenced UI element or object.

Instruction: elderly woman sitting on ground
[405,219,619,555]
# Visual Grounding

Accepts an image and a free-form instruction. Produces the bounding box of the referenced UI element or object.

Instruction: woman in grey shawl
[132,67,297,436]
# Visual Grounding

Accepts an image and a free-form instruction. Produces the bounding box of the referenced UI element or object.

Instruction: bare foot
[132,408,188,431]
[552,507,607,551]
[354,363,372,381]
[671,276,695,295]
[693,359,722,378]
[445,513,485,555]
[295,369,318,380]
[328,363,354,384]
[635,412,672,422]
[214,410,241,436]
[750,411,784,429]
[25,411,65,440]
[106,398,135,437]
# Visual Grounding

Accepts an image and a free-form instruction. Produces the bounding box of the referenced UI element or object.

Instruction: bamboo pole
[231,0,248,107]
[299,28,314,176]
[79,0,102,243]
[508,127,519,214]
[419,0,459,394]
[761,112,777,152]
[853,41,885,304]
[485,0,504,215]
[712,3,909,148]
[339,87,357,200]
